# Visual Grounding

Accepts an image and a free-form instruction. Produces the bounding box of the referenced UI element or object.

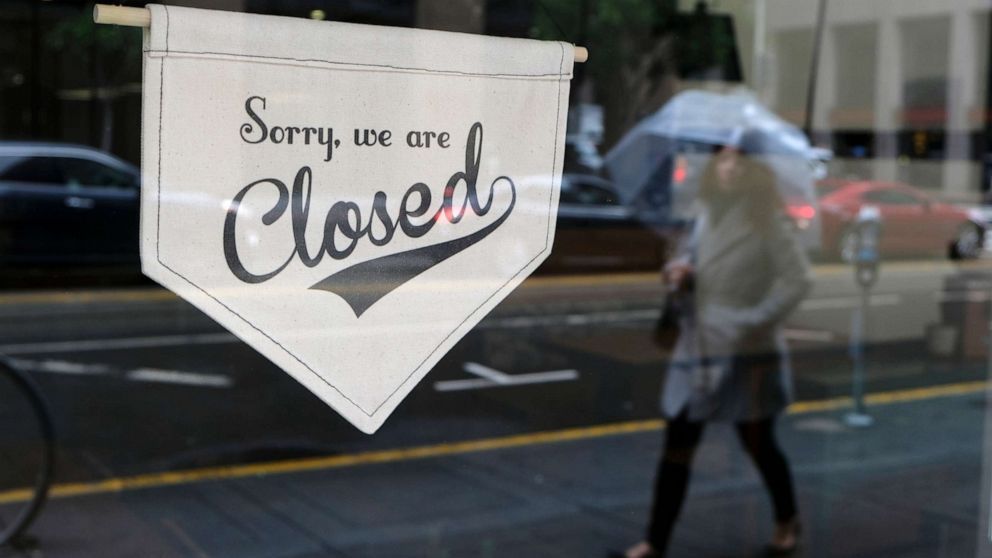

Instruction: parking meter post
[845,206,880,428]
[845,283,874,427]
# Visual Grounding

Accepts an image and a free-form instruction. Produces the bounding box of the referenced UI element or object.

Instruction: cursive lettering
[223,123,515,316]
[240,96,337,162]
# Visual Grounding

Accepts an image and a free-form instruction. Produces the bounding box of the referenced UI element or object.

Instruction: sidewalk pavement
[3,385,987,558]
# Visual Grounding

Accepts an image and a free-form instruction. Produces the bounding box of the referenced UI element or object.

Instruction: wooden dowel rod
[93,4,589,62]
[93,5,150,27]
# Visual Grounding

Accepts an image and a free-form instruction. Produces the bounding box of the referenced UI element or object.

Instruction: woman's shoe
[766,519,801,556]
[608,541,661,558]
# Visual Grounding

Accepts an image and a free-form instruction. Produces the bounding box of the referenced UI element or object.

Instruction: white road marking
[799,293,902,310]
[434,378,508,392]
[462,362,514,384]
[9,358,111,375]
[934,291,991,303]
[434,362,579,392]
[126,368,233,388]
[482,370,579,385]
[0,294,901,357]
[479,309,659,330]
[0,332,237,355]
[8,357,234,389]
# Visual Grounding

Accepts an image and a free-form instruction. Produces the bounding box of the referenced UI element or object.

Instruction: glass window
[560,177,619,205]
[58,158,135,188]
[2,2,992,557]
[862,188,922,205]
[0,156,64,185]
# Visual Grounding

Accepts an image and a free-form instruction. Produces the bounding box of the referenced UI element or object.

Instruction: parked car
[0,148,662,275]
[0,142,140,265]
[539,173,667,273]
[817,179,986,261]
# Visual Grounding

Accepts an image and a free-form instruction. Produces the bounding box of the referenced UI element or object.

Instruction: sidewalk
[4,385,987,558]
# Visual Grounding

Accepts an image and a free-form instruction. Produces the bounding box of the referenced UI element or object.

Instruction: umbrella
[604,89,820,217]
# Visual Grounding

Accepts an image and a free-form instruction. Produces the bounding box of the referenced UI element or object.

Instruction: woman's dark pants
[646,412,798,551]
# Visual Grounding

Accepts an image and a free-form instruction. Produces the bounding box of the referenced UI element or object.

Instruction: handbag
[656,225,697,351]
[653,291,681,351]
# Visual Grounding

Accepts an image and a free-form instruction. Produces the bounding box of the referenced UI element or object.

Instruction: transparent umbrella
[604,89,821,218]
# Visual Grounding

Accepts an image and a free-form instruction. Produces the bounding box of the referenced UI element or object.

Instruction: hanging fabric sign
[141,4,573,432]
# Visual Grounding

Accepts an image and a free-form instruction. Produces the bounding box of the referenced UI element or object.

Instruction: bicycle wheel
[0,357,55,546]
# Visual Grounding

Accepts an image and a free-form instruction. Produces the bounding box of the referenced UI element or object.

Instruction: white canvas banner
[141,5,573,433]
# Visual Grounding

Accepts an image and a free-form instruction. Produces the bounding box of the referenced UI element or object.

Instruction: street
[0,258,985,480]
[0,258,990,557]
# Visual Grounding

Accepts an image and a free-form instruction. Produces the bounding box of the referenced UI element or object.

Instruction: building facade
[763,0,991,202]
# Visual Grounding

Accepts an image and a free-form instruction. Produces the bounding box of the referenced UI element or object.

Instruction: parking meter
[846,205,881,428]
[853,205,882,287]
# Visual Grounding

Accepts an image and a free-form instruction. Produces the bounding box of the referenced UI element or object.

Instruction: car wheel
[949,223,983,260]
[837,227,859,263]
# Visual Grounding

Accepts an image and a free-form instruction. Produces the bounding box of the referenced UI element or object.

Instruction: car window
[862,189,921,205]
[0,155,64,185]
[560,178,619,206]
[59,158,136,189]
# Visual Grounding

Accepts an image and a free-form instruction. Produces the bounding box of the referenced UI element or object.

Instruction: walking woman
[620,133,812,557]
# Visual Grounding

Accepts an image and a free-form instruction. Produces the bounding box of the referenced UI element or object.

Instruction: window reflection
[0,1,991,557]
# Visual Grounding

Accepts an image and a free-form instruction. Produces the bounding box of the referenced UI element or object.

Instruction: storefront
[1,1,991,557]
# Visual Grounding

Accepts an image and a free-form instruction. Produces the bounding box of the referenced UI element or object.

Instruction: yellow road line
[0,379,986,505]
[0,288,176,306]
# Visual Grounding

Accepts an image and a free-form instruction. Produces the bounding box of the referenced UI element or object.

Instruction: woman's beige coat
[661,203,812,422]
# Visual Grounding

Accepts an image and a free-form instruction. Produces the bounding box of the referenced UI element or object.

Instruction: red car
[818,179,986,261]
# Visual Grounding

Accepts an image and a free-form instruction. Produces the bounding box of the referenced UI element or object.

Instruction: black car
[540,173,668,273]
[0,143,140,265]
[0,149,664,274]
